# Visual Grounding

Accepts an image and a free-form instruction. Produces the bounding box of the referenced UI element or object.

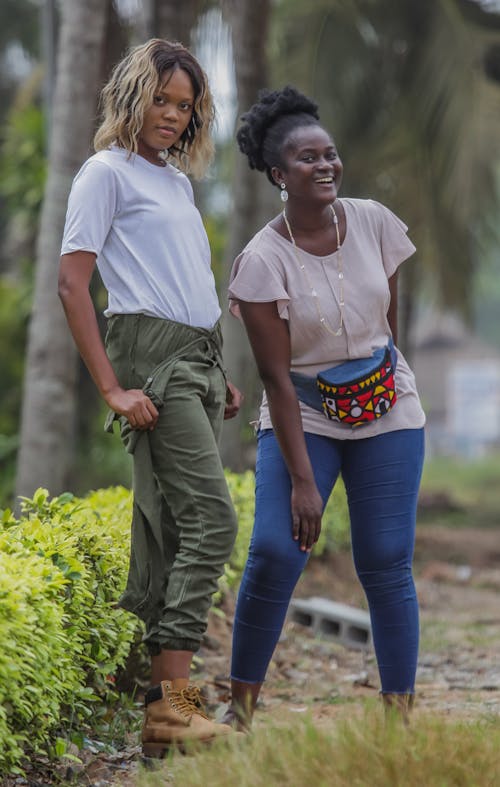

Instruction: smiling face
[272,125,343,205]
[137,67,195,165]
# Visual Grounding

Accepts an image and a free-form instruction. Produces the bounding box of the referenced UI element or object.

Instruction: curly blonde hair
[94,39,215,179]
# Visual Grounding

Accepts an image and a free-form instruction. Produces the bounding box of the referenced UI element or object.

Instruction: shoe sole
[142,735,221,758]
[142,728,246,759]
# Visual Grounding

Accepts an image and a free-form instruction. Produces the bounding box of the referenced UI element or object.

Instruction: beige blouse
[228,198,426,440]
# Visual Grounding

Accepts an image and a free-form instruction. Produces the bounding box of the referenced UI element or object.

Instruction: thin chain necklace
[283,203,344,337]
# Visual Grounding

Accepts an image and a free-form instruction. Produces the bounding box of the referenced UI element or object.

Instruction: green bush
[0,473,350,773]
[0,487,137,774]
[0,550,70,773]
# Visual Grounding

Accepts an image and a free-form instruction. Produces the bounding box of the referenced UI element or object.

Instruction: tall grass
[137,710,500,786]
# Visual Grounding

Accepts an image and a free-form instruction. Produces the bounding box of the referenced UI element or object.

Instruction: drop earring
[280,182,288,202]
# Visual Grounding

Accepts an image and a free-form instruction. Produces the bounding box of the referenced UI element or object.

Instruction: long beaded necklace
[282,202,344,337]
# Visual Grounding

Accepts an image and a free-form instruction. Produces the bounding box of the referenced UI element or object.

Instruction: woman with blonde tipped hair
[58,39,242,755]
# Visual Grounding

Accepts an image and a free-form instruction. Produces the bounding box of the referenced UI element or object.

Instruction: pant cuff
[146,637,201,656]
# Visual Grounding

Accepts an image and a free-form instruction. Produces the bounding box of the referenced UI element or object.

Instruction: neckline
[266,200,349,260]
[110,145,177,174]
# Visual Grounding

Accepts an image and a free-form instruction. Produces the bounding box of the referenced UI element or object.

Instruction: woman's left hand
[291,478,323,552]
[224,380,243,419]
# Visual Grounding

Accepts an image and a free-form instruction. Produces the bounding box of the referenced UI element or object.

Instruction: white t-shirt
[61,146,221,329]
[229,198,426,439]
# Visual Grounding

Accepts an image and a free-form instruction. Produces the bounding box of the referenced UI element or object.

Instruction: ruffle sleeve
[371,200,416,278]
[228,249,290,319]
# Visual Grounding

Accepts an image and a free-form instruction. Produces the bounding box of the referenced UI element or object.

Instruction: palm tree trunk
[15,0,108,503]
[153,0,203,45]
[220,0,271,469]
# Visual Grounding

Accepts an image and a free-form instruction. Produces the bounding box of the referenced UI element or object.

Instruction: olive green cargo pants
[105,314,237,654]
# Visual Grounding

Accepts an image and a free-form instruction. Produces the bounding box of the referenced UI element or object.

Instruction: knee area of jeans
[356,570,415,597]
[246,547,305,579]
[357,574,415,595]
[355,560,413,580]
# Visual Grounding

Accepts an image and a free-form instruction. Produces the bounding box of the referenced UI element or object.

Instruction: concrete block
[288,596,372,651]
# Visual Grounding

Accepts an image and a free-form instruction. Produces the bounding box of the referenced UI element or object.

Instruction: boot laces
[184,685,208,713]
[167,685,209,720]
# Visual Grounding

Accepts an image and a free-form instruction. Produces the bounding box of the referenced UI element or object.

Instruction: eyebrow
[296,145,336,154]
[155,88,194,100]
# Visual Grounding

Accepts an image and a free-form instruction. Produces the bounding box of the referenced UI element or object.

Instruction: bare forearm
[265,378,315,484]
[266,377,323,551]
[238,298,322,550]
[59,287,119,401]
[58,251,158,430]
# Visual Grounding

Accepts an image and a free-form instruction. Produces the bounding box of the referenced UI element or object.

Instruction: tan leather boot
[142,678,234,757]
[381,692,414,726]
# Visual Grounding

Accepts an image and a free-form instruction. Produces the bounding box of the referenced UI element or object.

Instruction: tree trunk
[153,0,204,45]
[151,0,206,209]
[398,261,417,364]
[220,0,271,469]
[15,0,108,503]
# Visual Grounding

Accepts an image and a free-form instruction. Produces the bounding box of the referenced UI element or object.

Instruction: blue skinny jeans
[231,427,425,693]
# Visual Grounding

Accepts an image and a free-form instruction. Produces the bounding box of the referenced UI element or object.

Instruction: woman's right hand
[105,386,159,431]
[291,478,323,552]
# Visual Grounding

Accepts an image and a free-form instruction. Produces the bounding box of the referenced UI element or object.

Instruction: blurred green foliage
[419,451,500,529]
[203,213,227,294]
[0,102,46,223]
[0,279,30,435]
[0,279,31,504]
[0,99,45,506]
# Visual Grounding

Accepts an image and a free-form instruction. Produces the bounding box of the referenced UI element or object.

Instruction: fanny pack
[290,340,398,428]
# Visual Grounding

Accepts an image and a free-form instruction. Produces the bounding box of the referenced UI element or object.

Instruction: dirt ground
[9,524,500,785]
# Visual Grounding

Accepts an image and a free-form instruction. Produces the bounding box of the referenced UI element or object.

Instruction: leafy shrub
[0,473,350,773]
[0,550,71,773]
[0,487,137,774]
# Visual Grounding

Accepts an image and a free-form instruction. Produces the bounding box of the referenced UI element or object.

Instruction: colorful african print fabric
[317,344,397,427]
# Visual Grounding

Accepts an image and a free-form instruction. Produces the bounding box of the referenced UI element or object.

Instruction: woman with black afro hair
[224,86,425,728]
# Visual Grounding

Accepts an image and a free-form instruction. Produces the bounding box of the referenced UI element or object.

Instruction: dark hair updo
[236,86,320,186]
